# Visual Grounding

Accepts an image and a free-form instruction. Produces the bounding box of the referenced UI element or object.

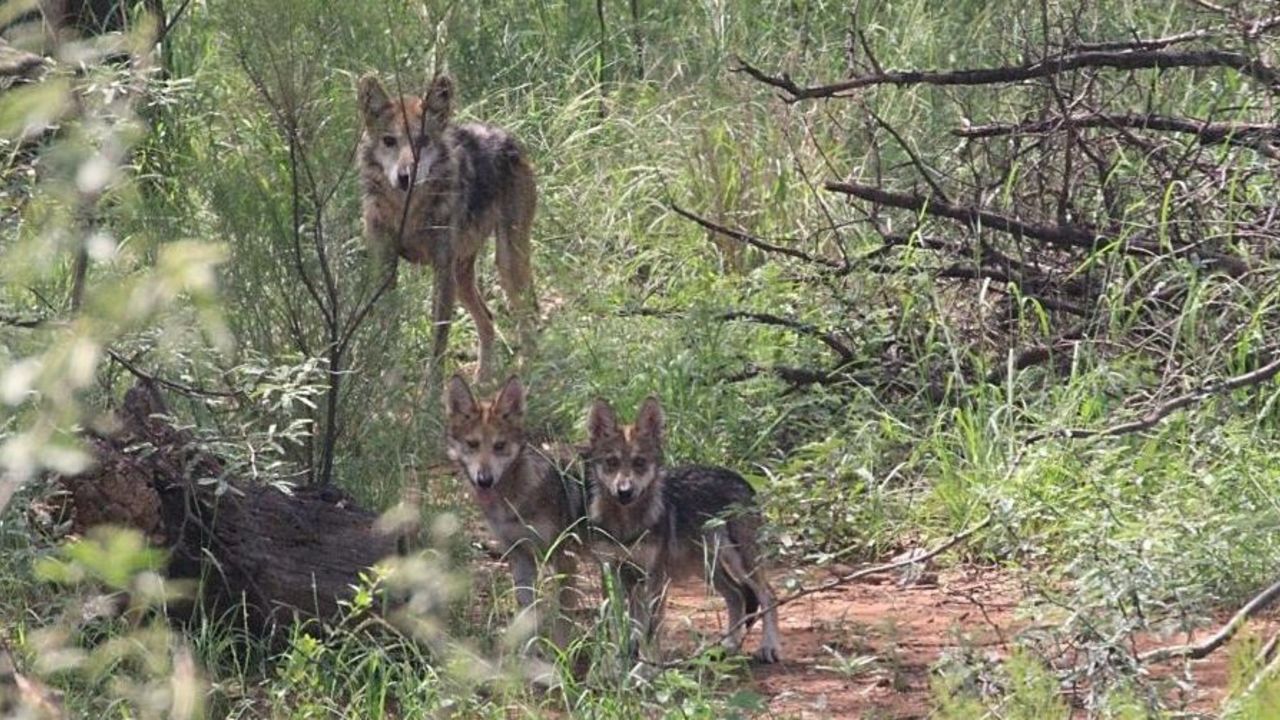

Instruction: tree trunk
[56,381,401,634]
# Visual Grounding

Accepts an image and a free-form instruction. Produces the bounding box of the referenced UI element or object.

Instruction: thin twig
[825,181,1250,276]
[986,325,1087,384]
[670,203,843,270]
[720,311,855,363]
[106,350,237,399]
[1140,577,1280,662]
[1029,353,1280,443]
[867,107,950,202]
[826,181,1102,251]
[649,515,992,667]
[152,0,193,48]
[1068,25,1221,52]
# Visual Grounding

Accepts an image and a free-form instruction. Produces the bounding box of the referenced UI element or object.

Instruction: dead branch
[61,382,403,633]
[825,181,1250,276]
[777,515,992,609]
[1068,26,1223,52]
[615,307,862,388]
[986,325,1087,384]
[651,515,993,667]
[670,202,843,270]
[1186,0,1228,14]
[1029,352,1280,443]
[734,48,1280,102]
[105,349,238,400]
[720,311,855,362]
[954,112,1280,159]
[723,363,842,389]
[616,306,855,363]
[826,181,1102,251]
[1140,577,1280,663]
[0,313,48,328]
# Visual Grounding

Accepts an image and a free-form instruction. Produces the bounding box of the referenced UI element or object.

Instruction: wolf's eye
[631,458,648,473]
[602,457,621,473]
[493,441,508,453]
[381,135,397,148]
[466,439,480,450]
[414,135,429,149]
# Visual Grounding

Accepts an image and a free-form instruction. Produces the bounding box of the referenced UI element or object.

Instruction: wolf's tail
[495,150,538,361]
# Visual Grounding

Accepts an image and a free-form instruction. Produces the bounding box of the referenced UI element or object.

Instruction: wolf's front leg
[548,551,578,651]
[507,546,542,651]
[612,562,646,658]
[508,546,537,610]
[362,214,400,290]
[428,240,456,381]
[641,560,671,649]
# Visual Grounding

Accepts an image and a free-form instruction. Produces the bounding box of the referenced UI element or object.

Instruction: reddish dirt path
[464,549,1280,718]
[662,565,1017,719]
[444,481,1276,718]
[660,566,1280,718]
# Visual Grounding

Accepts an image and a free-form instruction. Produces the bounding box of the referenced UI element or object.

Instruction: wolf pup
[359,72,538,383]
[585,396,782,663]
[444,374,584,649]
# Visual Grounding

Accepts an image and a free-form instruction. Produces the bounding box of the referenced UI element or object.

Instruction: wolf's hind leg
[717,533,782,664]
[453,249,495,383]
[711,567,750,653]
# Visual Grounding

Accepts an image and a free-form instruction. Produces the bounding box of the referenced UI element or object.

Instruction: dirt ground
[659,564,1279,719]
[444,472,1274,719]
[663,564,1018,719]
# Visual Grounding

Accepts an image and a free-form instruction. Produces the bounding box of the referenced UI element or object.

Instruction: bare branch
[1065,19,1280,52]
[826,181,1103,251]
[825,181,1250,275]
[618,306,856,364]
[724,364,841,389]
[650,515,993,668]
[734,49,1280,102]
[670,202,843,270]
[720,311,855,362]
[1140,576,1280,663]
[1029,352,1280,443]
[955,112,1280,159]
[986,325,1087,384]
[106,350,238,400]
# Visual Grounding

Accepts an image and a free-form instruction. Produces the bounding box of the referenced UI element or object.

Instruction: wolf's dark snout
[475,469,495,489]
[616,486,634,504]
[396,171,411,190]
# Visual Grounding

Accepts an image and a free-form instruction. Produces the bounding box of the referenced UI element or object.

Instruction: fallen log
[56,381,400,633]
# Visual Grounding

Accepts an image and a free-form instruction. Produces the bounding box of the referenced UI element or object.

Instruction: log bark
[57,381,400,633]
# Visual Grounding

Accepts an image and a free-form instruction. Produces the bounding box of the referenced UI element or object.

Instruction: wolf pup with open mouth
[444,375,584,649]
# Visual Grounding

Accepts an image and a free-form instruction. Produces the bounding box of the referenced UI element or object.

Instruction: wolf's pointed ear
[444,374,477,418]
[494,375,525,419]
[357,73,391,128]
[634,396,665,442]
[587,398,620,443]
[424,73,454,122]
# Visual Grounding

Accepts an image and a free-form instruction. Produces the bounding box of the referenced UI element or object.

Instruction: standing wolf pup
[358,72,538,382]
[585,396,782,663]
[444,374,585,650]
